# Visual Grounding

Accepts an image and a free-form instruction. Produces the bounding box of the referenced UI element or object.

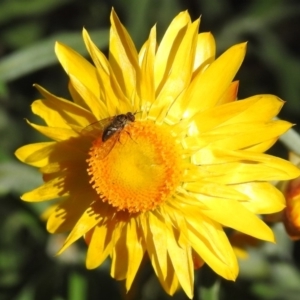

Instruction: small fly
[102,112,135,142]
[82,112,136,158]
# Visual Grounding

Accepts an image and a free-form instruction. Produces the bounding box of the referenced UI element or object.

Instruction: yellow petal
[26,120,79,141]
[192,121,292,150]
[15,142,54,167]
[192,95,284,133]
[154,11,191,90]
[31,96,94,129]
[199,196,274,242]
[156,257,179,296]
[244,138,277,153]
[57,201,103,255]
[146,213,168,279]
[47,194,91,233]
[110,221,127,280]
[184,120,290,150]
[184,181,249,201]
[192,149,300,181]
[125,219,145,290]
[184,43,246,117]
[109,9,139,100]
[138,26,156,110]
[22,176,68,201]
[193,32,216,72]
[217,81,239,105]
[82,29,132,115]
[233,182,285,214]
[86,222,113,269]
[55,42,101,114]
[166,223,194,299]
[68,80,88,109]
[184,208,238,280]
[68,74,107,120]
[149,20,199,123]
[223,95,284,125]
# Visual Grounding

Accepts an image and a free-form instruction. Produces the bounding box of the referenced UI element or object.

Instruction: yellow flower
[281,152,300,240]
[15,9,300,298]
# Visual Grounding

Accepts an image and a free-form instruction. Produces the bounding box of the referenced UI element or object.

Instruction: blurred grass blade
[0,0,72,25]
[69,272,87,300]
[198,280,221,300]
[0,30,109,82]
[0,161,42,195]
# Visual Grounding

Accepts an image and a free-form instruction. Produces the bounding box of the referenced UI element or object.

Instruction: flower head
[280,152,300,240]
[15,9,300,298]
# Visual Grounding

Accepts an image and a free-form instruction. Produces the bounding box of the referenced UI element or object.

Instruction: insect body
[102,112,135,142]
[82,112,136,159]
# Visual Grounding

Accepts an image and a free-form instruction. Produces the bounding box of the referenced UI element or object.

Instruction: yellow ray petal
[110,220,128,280]
[194,121,292,150]
[86,221,114,269]
[40,156,86,174]
[15,142,54,167]
[22,175,68,201]
[109,9,139,100]
[82,29,132,115]
[18,139,88,174]
[198,196,274,242]
[146,212,168,279]
[193,32,216,72]
[31,98,94,129]
[26,120,79,141]
[31,84,94,126]
[68,74,108,120]
[223,95,284,125]
[68,80,88,109]
[232,182,285,214]
[191,95,284,133]
[46,194,92,233]
[184,181,249,201]
[192,148,300,181]
[183,208,238,280]
[155,11,191,91]
[243,138,277,153]
[149,20,199,123]
[138,26,156,110]
[55,42,102,114]
[156,256,179,296]
[217,81,239,105]
[41,203,58,221]
[184,120,290,150]
[183,43,246,117]
[125,219,145,290]
[189,160,298,184]
[166,223,194,299]
[57,201,103,255]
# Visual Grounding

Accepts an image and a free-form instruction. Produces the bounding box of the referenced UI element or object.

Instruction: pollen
[86,121,183,213]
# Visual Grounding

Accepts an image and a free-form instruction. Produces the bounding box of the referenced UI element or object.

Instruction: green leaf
[0,0,72,25]
[0,161,42,196]
[198,280,221,300]
[68,272,87,300]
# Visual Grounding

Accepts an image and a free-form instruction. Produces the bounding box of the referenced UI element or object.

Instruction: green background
[1,0,300,299]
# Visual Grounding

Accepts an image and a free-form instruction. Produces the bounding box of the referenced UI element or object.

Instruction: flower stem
[279,126,300,155]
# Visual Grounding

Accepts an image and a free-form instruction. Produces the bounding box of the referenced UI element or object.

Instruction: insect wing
[96,133,119,159]
[81,117,119,159]
[81,117,113,139]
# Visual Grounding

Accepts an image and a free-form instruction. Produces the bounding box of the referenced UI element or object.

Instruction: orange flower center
[86,121,182,213]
